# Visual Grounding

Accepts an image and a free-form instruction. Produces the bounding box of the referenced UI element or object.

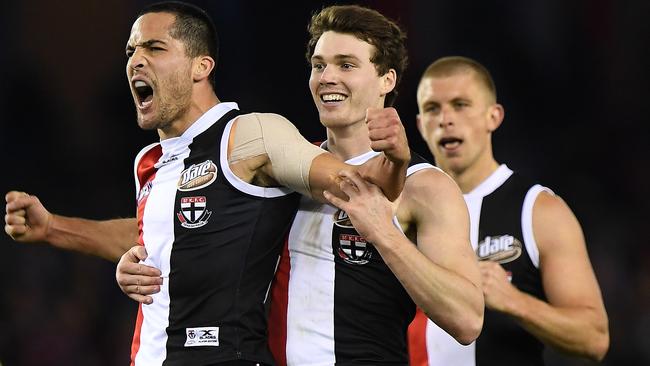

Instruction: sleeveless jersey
[268,149,435,365]
[130,102,300,366]
[408,164,553,366]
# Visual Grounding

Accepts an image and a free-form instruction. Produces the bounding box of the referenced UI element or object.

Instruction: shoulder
[404,166,460,200]
[400,167,466,224]
[533,190,573,222]
[235,112,293,126]
[532,190,584,252]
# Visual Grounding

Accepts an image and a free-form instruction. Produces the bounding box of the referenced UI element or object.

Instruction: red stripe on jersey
[130,305,144,366]
[136,144,162,189]
[131,144,162,365]
[268,238,290,366]
[408,308,429,366]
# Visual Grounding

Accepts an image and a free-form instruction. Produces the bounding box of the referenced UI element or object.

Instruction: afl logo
[332,209,372,265]
[476,235,522,264]
[178,160,217,191]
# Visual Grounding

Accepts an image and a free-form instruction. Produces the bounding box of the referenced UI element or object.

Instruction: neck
[325,120,373,160]
[158,89,220,140]
[447,153,499,194]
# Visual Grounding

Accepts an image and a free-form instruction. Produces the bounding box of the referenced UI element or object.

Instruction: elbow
[586,330,609,362]
[456,312,484,345]
[444,308,483,345]
[454,291,485,345]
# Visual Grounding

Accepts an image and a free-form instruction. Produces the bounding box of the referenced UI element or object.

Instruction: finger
[127,292,156,305]
[323,190,348,210]
[123,245,147,263]
[6,196,31,213]
[5,223,27,237]
[122,283,161,296]
[338,170,369,193]
[118,262,162,278]
[5,191,28,203]
[132,245,149,261]
[5,212,26,225]
[368,128,390,142]
[369,139,399,153]
[117,272,163,286]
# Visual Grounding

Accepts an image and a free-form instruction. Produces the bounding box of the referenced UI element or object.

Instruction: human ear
[193,56,215,82]
[487,104,504,132]
[380,69,397,95]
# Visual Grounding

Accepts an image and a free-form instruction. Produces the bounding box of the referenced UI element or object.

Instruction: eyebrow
[311,54,362,63]
[126,39,167,51]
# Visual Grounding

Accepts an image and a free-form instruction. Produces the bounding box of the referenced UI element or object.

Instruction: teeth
[322,93,346,102]
[134,80,147,88]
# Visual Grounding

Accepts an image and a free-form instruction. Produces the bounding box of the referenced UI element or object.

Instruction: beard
[136,68,193,132]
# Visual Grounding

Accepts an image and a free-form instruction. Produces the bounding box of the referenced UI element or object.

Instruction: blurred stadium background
[1,0,648,364]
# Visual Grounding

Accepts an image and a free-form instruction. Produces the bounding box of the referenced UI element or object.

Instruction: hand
[478,260,521,313]
[5,191,52,243]
[323,170,397,244]
[366,107,410,165]
[116,245,163,304]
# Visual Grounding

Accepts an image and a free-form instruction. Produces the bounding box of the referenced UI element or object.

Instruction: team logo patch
[177,196,212,228]
[185,326,219,347]
[178,160,217,191]
[332,209,372,265]
[476,235,522,264]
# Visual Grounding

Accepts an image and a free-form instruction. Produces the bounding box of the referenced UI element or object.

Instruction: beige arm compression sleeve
[229,113,325,196]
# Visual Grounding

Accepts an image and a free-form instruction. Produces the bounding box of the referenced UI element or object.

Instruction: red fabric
[408,308,429,366]
[267,239,291,366]
[130,144,162,365]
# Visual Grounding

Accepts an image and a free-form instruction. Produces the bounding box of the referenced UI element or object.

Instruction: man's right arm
[246,110,409,202]
[4,191,137,262]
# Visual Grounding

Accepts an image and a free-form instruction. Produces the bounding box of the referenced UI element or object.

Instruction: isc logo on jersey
[332,209,373,265]
[185,326,219,347]
[177,160,217,191]
[476,235,522,264]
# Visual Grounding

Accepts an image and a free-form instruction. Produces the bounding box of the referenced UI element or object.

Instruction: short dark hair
[306,5,408,107]
[138,1,219,89]
[420,56,497,102]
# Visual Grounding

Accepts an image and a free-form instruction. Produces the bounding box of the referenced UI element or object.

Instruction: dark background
[1,0,648,365]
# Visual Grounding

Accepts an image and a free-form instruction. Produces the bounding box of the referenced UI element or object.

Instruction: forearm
[375,227,484,344]
[507,292,609,360]
[47,216,138,262]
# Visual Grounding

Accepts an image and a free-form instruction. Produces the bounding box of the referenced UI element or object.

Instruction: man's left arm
[479,192,609,361]
[324,169,484,345]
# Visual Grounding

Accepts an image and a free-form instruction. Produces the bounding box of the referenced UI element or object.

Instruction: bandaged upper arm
[230,113,325,196]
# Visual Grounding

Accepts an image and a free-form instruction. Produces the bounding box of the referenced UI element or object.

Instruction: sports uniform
[130,102,300,366]
[268,147,434,366]
[408,164,552,366]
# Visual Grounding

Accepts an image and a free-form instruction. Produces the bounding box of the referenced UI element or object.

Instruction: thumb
[132,245,149,262]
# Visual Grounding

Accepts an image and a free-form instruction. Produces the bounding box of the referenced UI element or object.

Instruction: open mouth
[133,80,154,108]
[320,93,347,103]
[439,137,463,149]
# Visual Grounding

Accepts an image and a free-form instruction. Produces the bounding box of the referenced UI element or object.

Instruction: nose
[319,65,337,85]
[438,107,454,128]
[127,47,146,72]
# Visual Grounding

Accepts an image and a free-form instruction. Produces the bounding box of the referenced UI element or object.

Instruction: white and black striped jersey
[268,148,435,366]
[130,102,299,366]
[409,164,552,366]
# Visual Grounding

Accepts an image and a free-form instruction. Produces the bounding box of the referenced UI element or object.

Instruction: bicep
[534,193,604,308]
[231,113,326,196]
[410,171,480,285]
